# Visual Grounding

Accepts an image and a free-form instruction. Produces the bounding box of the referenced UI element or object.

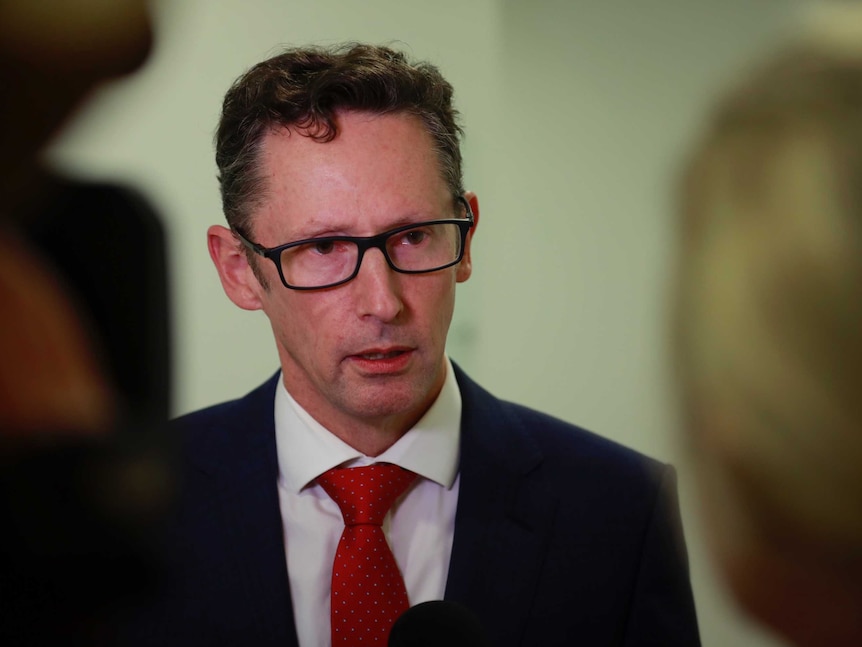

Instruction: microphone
[389,600,490,647]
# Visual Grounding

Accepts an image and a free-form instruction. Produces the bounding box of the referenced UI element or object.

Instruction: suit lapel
[445,365,558,645]
[199,374,300,647]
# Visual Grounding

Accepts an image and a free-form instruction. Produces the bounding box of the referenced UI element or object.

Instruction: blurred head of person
[0,0,152,212]
[674,5,862,646]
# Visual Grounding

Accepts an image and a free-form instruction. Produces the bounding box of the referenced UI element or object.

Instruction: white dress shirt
[275,359,462,647]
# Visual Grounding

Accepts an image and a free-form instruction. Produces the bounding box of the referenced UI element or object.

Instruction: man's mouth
[347,347,413,374]
[357,350,406,360]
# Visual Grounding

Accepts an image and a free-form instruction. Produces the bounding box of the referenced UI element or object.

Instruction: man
[147,44,699,646]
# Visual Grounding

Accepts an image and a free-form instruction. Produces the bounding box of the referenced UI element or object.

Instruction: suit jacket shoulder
[172,372,280,464]
[129,372,298,647]
[448,364,700,646]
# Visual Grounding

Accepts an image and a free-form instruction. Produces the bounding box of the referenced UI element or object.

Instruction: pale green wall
[48,1,805,645]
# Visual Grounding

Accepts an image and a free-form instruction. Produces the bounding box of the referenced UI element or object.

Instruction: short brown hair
[215,43,464,234]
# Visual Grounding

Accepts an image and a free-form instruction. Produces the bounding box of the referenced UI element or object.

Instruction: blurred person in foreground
[674,5,862,647]
[134,43,701,647]
[1,1,173,645]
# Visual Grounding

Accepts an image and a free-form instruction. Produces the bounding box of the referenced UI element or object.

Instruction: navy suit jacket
[135,365,699,646]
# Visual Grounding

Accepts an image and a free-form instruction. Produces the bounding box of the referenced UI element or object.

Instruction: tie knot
[318,463,417,526]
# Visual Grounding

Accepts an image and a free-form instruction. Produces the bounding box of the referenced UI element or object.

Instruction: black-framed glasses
[233,196,474,290]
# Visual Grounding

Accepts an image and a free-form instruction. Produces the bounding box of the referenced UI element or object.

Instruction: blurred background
[47,1,809,645]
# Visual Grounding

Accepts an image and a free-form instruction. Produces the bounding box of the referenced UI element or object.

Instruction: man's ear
[207,225,265,311]
[456,191,479,283]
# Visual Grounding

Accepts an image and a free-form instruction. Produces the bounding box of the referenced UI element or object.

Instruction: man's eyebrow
[286,218,353,240]
[291,213,435,240]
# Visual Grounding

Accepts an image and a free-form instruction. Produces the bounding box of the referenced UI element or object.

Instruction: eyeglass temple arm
[231,227,269,257]
[456,195,475,225]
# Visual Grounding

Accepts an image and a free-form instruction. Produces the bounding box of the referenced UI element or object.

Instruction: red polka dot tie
[317,463,417,646]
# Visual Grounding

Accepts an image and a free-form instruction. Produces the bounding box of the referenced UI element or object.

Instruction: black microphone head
[389,600,490,647]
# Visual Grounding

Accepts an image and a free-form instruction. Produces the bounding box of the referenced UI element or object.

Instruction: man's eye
[402,230,427,245]
[312,240,336,255]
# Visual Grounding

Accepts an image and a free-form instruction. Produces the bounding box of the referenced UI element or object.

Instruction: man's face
[241,111,475,438]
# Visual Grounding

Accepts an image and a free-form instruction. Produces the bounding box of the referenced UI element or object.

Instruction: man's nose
[353,247,404,321]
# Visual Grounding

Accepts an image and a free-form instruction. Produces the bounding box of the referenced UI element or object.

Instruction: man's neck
[331,424,407,458]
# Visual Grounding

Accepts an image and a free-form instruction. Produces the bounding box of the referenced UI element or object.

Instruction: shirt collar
[275,358,461,494]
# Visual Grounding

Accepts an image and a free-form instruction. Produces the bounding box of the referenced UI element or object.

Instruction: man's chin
[345,384,433,426]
